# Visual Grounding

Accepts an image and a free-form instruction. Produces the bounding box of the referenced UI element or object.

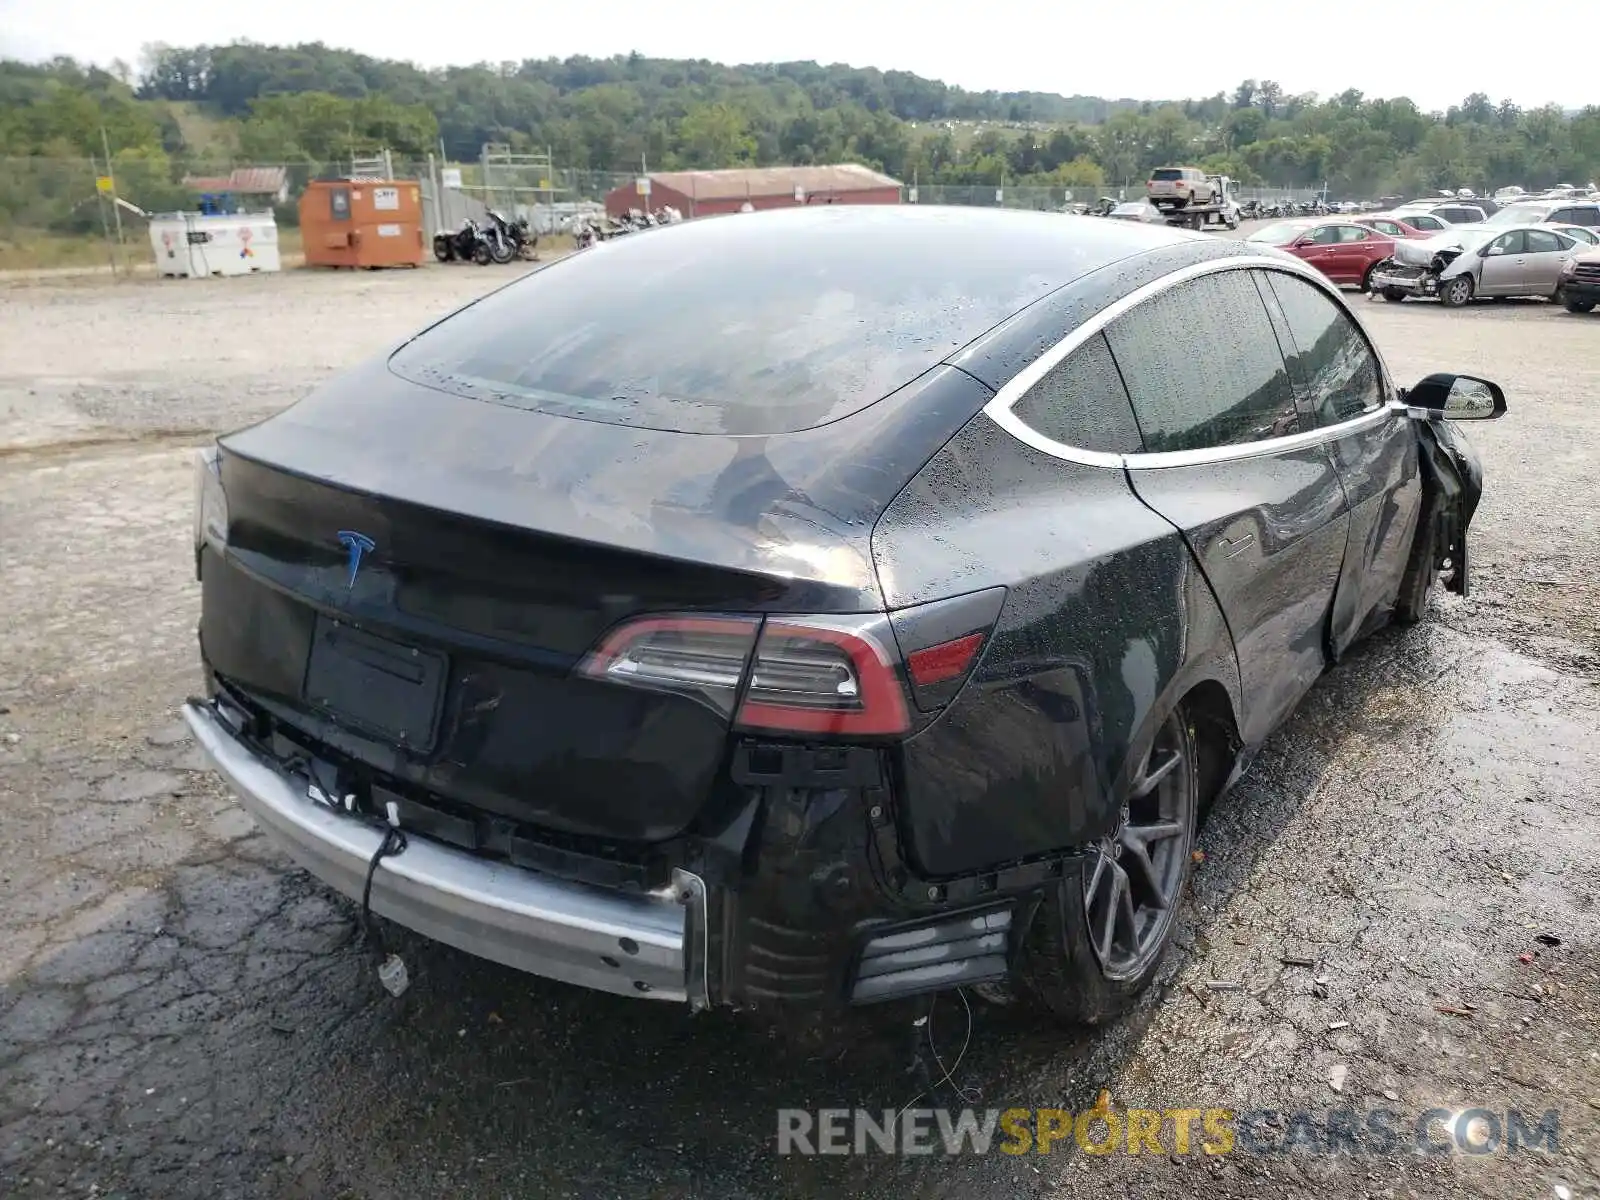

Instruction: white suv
[1147,167,1215,210]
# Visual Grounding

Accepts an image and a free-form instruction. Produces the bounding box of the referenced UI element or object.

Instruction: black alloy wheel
[1082,709,1196,982]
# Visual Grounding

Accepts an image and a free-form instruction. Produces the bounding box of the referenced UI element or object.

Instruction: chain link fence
[1,155,1334,267]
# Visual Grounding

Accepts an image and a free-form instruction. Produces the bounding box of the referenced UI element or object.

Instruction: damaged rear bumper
[182,700,702,1002]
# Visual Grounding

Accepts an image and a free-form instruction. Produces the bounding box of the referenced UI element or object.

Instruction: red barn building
[604,164,902,219]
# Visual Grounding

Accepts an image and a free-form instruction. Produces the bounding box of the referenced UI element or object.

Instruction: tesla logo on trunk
[337,530,376,589]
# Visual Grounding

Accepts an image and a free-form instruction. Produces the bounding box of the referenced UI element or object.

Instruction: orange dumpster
[299,179,426,268]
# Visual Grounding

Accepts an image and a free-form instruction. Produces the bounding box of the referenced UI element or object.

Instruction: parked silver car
[1368,225,1583,307]
[1484,200,1600,229]
[1107,200,1167,223]
[1552,224,1600,246]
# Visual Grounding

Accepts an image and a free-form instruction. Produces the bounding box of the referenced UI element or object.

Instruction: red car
[1356,214,1436,239]
[1245,219,1398,290]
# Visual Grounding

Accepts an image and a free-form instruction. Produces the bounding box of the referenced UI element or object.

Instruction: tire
[490,236,516,265]
[1360,262,1379,294]
[1017,707,1198,1024]
[1393,510,1437,626]
[1440,275,1474,308]
[1565,299,1595,313]
[1382,287,1407,302]
[472,241,493,266]
[432,237,451,263]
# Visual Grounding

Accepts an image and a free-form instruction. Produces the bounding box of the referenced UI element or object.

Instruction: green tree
[676,102,755,166]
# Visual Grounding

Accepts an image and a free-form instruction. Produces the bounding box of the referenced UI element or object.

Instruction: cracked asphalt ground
[2,254,1598,1200]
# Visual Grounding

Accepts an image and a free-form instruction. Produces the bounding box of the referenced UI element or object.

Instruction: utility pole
[100,127,125,262]
[90,154,117,278]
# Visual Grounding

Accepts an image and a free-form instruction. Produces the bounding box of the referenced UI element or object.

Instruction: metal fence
[0,155,1332,259]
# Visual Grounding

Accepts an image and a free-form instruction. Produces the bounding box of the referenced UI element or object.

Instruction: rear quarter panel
[872,418,1240,878]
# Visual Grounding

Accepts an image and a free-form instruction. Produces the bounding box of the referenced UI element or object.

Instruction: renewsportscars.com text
[776,1105,1561,1157]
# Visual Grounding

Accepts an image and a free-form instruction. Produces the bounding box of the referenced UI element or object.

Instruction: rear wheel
[432,236,451,263]
[1018,708,1198,1024]
[472,241,493,266]
[1441,275,1474,308]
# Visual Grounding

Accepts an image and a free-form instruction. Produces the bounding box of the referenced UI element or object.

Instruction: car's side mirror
[1403,373,1507,420]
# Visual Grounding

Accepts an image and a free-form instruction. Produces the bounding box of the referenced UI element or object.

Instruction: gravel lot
[1,250,1597,1200]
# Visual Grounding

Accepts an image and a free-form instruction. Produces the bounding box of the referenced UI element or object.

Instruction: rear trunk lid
[204,357,990,844]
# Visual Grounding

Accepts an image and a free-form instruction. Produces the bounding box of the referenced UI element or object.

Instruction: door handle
[1218,533,1255,559]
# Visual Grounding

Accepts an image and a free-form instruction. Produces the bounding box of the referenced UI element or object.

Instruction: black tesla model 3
[185,206,1503,1023]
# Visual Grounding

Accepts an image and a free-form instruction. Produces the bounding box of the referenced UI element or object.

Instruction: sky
[0,0,1572,114]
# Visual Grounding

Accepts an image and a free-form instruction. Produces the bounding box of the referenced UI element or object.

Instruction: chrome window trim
[980,254,1400,470]
[1123,405,1391,469]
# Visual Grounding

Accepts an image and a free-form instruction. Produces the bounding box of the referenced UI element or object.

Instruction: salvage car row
[1245,205,1600,313]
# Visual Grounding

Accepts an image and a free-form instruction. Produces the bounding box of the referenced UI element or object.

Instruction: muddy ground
[1,256,1597,1200]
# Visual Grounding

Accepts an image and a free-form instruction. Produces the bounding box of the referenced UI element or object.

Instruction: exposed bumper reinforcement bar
[182,701,698,1002]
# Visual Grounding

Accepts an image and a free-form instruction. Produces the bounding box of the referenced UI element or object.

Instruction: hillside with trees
[3,44,1600,225]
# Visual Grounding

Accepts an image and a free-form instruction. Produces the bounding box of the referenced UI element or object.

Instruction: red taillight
[578,613,911,736]
[579,615,760,719]
[737,619,910,736]
[1174,181,1188,189]
[906,632,985,688]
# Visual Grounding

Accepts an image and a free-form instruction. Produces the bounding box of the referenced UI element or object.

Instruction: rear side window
[1107,269,1298,453]
[1527,229,1566,253]
[1011,333,1143,453]
[1262,272,1384,426]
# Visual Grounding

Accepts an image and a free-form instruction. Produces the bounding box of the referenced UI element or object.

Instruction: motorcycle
[485,209,538,262]
[473,219,512,265]
[433,218,487,263]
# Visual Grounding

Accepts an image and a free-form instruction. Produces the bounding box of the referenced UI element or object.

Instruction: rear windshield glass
[1151,169,1185,181]
[388,208,1095,435]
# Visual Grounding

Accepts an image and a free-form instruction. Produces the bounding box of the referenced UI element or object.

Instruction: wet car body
[185,207,1499,1019]
[1370,224,1583,306]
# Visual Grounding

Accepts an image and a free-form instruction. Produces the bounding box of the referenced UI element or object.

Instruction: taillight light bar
[738,618,909,736]
[578,609,996,738]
